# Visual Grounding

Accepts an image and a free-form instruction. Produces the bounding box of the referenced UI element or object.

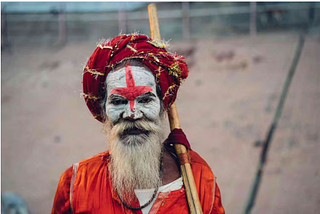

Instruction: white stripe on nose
[123,104,143,120]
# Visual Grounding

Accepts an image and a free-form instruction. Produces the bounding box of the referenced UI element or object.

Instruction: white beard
[104,118,164,202]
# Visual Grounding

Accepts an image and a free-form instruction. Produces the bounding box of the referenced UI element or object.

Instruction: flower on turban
[82,34,189,122]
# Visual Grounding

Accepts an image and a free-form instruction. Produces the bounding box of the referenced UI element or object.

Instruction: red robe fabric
[51,150,225,214]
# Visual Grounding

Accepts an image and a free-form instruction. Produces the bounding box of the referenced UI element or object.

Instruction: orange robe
[51,150,225,214]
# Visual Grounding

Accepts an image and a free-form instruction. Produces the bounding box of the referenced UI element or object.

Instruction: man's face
[105,64,161,125]
[104,63,164,195]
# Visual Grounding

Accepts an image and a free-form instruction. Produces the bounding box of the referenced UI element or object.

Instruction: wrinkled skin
[105,63,180,186]
[105,64,161,124]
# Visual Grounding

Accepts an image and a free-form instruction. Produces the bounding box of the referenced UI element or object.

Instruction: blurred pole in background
[243,32,306,214]
[118,3,127,34]
[1,6,11,51]
[308,2,315,25]
[58,3,67,45]
[250,2,257,37]
[182,2,190,40]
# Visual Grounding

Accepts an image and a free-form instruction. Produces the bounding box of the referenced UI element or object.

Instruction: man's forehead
[106,65,156,89]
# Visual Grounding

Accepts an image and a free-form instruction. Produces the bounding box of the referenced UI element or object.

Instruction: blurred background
[1,2,320,214]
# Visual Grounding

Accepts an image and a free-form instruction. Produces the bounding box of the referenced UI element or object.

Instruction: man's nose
[122,104,143,120]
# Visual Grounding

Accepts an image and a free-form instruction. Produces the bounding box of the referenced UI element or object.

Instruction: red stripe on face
[110,65,152,111]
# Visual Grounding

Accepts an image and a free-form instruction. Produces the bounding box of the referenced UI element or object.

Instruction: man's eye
[139,97,152,104]
[110,99,128,105]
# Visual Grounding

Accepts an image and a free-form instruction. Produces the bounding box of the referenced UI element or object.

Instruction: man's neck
[161,150,181,185]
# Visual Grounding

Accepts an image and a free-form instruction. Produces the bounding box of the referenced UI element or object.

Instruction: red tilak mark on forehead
[110,65,152,111]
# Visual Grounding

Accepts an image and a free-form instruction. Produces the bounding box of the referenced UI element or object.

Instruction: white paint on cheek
[106,107,122,122]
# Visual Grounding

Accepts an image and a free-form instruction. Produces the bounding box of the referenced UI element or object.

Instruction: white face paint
[104,63,164,198]
[105,64,161,124]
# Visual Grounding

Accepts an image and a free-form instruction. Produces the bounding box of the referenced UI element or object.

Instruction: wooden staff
[148,4,203,214]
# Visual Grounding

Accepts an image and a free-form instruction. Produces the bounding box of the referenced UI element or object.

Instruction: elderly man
[51,34,224,214]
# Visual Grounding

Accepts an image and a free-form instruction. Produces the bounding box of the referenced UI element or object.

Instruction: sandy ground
[2,32,320,214]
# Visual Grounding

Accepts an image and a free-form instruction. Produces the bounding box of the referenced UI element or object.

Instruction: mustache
[112,118,162,136]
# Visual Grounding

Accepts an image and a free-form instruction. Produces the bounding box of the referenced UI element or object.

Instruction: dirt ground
[2,31,320,214]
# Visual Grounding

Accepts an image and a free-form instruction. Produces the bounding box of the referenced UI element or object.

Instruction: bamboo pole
[148,4,203,214]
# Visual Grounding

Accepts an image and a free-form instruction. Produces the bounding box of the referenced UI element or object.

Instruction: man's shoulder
[189,150,216,177]
[189,150,210,168]
[76,150,111,168]
[61,151,111,177]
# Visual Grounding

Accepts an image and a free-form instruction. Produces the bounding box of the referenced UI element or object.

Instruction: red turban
[82,34,189,122]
